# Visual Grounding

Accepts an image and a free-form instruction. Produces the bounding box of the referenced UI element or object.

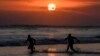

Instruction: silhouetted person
[65,34,79,52]
[25,34,36,53]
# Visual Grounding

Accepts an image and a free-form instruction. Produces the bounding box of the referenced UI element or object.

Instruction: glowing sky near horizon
[0,0,99,11]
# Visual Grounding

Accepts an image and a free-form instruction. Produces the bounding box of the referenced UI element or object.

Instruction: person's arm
[74,37,79,42]
[33,39,36,45]
[24,38,28,43]
[64,37,67,40]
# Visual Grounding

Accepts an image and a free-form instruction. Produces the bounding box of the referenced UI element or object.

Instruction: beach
[0,43,100,56]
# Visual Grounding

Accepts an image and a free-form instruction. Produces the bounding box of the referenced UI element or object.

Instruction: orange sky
[0,0,99,11]
[0,0,100,26]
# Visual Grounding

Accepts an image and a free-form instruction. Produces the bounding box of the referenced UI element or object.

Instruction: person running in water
[25,34,36,53]
[65,34,79,52]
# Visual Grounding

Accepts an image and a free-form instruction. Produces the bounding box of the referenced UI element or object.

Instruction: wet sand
[0,43,100,56]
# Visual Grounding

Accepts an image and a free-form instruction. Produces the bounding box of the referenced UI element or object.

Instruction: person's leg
[28,45,31,49]
[33,45,35,50]
[70,44,77,52]
[30,45,33,53]
[66,44,70,52]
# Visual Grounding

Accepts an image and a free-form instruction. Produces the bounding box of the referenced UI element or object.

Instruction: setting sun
[48,3,56,11]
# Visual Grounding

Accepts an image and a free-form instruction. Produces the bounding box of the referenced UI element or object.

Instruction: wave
[0,37,100,46]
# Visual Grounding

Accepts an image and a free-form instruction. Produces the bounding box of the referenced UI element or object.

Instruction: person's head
[68,34,71,37]
[28,34,31,38]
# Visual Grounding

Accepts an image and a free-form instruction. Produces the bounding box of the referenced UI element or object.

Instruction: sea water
[0,27,100,39]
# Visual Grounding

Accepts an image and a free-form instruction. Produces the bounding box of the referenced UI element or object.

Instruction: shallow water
[0,43,100,56]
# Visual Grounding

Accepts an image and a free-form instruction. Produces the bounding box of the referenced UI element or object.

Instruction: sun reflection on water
[48,48,56,56]
[48,48,56,52]
[48,53,56,56]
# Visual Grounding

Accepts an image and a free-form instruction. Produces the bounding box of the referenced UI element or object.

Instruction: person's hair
[68,34,71,37]
[28,34,31,38]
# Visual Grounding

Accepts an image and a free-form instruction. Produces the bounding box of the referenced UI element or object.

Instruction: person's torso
[67,37,75,44]
[28,38,35,44]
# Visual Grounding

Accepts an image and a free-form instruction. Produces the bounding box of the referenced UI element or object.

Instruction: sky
[0,0,100,26]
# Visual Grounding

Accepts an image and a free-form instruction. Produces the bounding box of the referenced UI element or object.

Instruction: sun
[48,3,56,11]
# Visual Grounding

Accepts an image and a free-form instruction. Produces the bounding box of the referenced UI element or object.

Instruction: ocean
[0,27,100,46]
[0,27,100,38]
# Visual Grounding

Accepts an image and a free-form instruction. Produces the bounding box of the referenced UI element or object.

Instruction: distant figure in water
[25,34,36,53]
[65,34,79,52]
